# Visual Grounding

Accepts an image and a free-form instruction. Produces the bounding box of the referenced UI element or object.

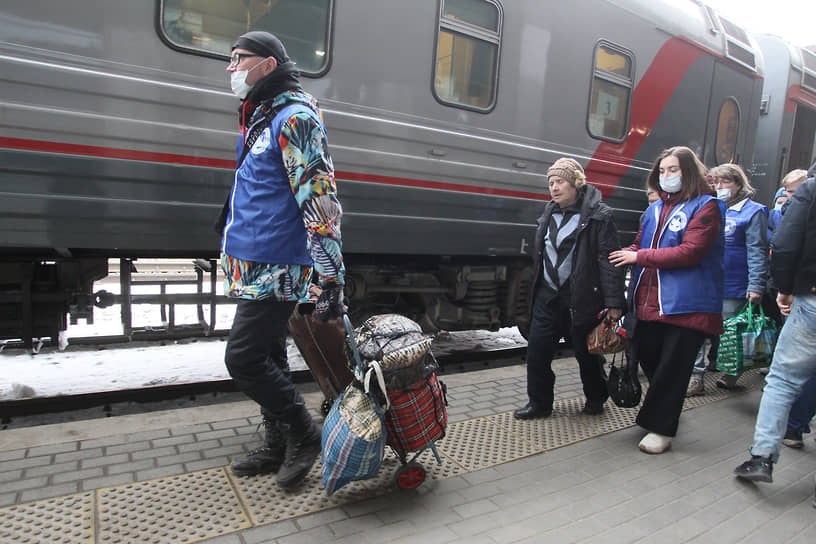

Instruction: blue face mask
[659,174,683,194]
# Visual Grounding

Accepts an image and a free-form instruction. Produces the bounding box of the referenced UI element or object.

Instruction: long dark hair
[646,146,713,201]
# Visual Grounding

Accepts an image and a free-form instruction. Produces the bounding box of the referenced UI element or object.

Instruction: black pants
[224,298,302,421]
[525,290,608,409]
[634,321,705,436]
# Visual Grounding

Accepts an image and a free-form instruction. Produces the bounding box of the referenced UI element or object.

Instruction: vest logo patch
[250,128,271,154]
[668,211,688,232]
[724,218,737,236]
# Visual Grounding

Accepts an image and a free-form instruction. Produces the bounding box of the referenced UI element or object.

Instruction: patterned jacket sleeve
[279,112,345,287]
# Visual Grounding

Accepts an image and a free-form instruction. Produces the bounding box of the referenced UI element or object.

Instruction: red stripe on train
[0,136,549,201]
[0,136,236,169]
[335,171,548,200]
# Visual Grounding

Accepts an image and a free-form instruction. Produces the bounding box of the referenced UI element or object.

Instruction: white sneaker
[686,378,704,397]
[639,432,672,454]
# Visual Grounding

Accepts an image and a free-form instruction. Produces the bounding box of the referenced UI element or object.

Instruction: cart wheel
[320,397,333,416]
[395,462,426,490]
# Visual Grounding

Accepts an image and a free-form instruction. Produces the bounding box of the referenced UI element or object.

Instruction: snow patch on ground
[0,278,526,400]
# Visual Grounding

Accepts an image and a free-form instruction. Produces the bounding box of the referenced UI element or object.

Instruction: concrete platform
[1,361,814,543]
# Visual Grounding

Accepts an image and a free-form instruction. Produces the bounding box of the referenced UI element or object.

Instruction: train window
[715,99,740,164]
[433,0,502,111]
[588,43,633,142]
[159,0,332,75]
[717,15,757,71]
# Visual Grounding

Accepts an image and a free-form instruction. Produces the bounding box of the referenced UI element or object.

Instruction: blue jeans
[750,295,816,461]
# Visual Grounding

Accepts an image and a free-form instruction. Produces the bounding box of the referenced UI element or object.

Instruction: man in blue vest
[219,31,345,490]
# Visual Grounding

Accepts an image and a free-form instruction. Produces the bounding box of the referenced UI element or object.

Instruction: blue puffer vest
[221,102,318,265]
[723,199,767,298]
[634,195,726,315]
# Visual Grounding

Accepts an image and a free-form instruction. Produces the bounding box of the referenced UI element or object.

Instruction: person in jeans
[610,146,725,454]
[686,163,769,396]
[514,158,626,420]
[219,31,346,489]
[734,176,816,491]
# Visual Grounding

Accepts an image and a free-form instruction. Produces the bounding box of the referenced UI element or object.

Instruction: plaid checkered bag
[384,373,447,457]
[321,364,390,496]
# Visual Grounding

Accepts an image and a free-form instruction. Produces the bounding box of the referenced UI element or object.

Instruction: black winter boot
[276,405,322,489]
[230,417,286,477]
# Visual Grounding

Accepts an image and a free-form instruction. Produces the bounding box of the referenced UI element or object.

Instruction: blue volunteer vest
[723,199,768,298]
[221,103,315,265]
[634,195,725,315]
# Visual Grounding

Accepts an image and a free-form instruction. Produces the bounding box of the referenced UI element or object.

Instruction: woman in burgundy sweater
[610,146,725,454]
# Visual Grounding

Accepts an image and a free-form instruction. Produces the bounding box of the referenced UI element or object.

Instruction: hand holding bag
[587,309,628,355]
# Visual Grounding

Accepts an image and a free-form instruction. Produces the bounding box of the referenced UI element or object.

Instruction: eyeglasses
[712,176,736,187]
[229,53,259,67]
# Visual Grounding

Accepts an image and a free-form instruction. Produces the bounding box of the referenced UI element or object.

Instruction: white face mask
[230,60,265,99]
[659,174,683,194]
[230,69,253,99]
[716,188,732,201]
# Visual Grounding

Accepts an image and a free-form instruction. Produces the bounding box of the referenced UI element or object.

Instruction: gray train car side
[0,0,767,343]
[752,35,816,200]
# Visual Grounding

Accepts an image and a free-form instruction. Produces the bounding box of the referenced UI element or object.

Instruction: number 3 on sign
[597,91,618,119]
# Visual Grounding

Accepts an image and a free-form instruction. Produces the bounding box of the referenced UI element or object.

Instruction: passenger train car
[752,35,816,201]
[0,0,791,345]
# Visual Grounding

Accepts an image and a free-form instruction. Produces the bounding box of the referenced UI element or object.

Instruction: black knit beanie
[232,31,290,63]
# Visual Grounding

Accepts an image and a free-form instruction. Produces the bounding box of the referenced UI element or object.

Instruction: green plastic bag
[716,302,777,376]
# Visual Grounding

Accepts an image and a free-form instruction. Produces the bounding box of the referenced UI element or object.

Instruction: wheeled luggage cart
[341,314,447,490]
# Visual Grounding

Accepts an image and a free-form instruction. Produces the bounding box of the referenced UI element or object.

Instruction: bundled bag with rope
[352,314,437,388]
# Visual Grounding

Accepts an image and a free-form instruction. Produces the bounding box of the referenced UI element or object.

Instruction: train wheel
[395,462,426,490]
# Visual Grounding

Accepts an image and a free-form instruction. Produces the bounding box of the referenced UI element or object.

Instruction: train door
[789,47,816,171]
[701,16,761,172]
[789,105,816,171]
[702,62,757,169]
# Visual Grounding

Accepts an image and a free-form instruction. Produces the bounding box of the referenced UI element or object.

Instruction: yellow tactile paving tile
[0,492,94,544]
[95,468,249,544]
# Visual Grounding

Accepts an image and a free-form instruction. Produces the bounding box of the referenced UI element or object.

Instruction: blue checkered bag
[321,363,389,495]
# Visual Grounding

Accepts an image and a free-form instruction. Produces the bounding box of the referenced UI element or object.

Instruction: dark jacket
[532,184,626,328]
[771,177,816,296]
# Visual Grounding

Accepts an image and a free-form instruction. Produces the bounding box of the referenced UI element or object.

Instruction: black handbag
[606,349,642,408]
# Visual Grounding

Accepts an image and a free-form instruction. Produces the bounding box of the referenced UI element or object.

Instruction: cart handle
[342,314,364,370]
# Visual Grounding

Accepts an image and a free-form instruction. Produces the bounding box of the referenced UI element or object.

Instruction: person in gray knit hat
[514,157,626,421]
